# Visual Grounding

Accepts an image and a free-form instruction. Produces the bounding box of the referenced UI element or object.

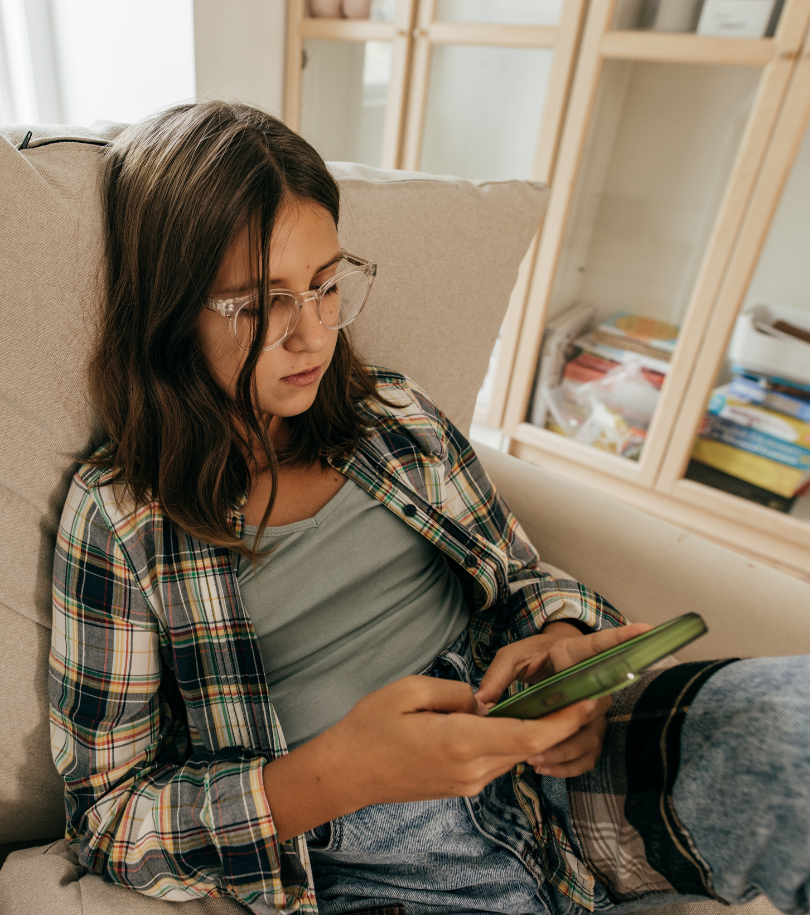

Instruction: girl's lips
[281,366,321,386]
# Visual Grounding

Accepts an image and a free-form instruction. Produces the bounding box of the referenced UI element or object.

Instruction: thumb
[474,650,521,708]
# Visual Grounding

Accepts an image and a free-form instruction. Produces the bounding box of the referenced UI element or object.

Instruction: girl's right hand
[322,674,598,807]
[264,674,598,843]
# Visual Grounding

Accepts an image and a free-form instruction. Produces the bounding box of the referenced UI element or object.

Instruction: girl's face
[198,199,342,438]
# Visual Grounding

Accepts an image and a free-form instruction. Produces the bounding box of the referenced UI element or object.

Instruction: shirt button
[464,553,477,567]
[403,504,417,517]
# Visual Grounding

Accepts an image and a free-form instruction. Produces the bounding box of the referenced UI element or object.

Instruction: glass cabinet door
[657,40,810,573]
[504,0,810,486]
[397,0,588,430]
[418,45,555,181]
[300,39,394,165]
[286,0,414,168]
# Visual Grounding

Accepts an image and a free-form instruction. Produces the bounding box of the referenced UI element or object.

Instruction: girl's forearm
[262,727,360,844]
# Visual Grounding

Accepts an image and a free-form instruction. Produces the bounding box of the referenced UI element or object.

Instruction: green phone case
[487,612,707,719]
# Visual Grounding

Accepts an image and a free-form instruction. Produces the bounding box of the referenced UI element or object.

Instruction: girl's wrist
[262,727,363,843]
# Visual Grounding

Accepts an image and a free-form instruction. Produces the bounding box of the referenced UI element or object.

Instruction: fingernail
[530,753,544,765]
[476,700,489,716]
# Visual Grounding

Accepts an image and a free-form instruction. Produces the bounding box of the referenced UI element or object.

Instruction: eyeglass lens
[232,259,370,349]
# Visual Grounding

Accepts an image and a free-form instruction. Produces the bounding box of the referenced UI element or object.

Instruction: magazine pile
[532,305,677,460]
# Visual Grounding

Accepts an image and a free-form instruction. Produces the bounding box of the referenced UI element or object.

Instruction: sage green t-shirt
[235,476,469,750]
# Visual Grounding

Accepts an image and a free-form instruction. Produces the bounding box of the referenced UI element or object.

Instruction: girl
[49,100,810,915]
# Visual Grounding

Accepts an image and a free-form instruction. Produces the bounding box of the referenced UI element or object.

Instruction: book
[731,365,810,398]
[575,332,671,375]
[684,459,798,513]
[729,374,810,422]
[563,352,666,389]
[596,312,679,354]
[700,414,810,471]
[691,437,810,497]
[530,302,596,427]
[708,386,810,448]
[590,329,674,364]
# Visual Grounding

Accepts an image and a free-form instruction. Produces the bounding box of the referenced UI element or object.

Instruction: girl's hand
[474,622,652,778]
[264,623,652,842]
[316,673,599,813]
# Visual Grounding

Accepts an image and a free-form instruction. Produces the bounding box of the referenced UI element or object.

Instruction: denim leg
[671,655,810,915]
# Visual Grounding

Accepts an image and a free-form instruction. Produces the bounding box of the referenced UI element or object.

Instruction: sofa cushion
[0,841,249,913]
[0,120,547,846]
[0,841,784,915]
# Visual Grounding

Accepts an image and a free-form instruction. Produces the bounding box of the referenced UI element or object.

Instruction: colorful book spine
[708,387,810,447]
[728,375,810,423]
[731,365,810,397]
[575,333,671,374]
[691,438,809,498]
[700,414,810,470]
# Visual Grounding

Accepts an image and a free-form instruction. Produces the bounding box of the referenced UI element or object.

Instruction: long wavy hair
[88,99,396,559]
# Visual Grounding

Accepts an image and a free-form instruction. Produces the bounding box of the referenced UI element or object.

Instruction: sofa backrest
[0,120,547,843]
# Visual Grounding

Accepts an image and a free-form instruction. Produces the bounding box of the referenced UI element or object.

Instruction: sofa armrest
[474,442,810,661]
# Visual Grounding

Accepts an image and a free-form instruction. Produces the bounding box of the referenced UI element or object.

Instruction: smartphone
[487,612,707,719]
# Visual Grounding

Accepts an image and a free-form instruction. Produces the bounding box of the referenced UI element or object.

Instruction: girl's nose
[286,295,328,350]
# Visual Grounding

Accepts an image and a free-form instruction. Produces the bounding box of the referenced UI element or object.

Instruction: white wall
[193,0,286,117]
[49,0,195,125]
[1,0,286,127]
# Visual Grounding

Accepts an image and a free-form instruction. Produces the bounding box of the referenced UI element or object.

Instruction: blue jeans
[307,633,810,915]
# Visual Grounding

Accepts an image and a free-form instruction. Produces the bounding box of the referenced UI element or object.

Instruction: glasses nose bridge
[296,288,325,319]
[287,287,329,339]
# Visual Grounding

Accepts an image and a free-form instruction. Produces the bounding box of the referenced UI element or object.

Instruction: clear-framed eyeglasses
[203,251,376,351]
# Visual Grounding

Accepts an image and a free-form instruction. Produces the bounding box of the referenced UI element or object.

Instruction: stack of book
[688,369,810,512]
[574,311,677,377]
[531,307,678,460]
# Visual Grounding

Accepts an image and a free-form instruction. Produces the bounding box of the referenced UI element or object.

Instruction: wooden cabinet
[285,0,810,580]
[503,3,810,580]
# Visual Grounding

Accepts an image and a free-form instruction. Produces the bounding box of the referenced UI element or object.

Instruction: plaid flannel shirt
[50,366,625,913]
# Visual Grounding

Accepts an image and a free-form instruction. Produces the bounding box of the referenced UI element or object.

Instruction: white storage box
[696,0,775,36]
[728,303,810,386]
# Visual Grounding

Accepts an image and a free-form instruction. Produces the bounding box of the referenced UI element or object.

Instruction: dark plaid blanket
[568,659,740,905]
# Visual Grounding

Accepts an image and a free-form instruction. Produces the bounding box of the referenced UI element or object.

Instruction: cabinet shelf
[426,22,558,48]
[301,18,399,40]
[511,421,644,482]
[600,31,775,66]
[300,17,559,47]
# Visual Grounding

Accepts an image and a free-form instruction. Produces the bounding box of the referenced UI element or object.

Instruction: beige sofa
[1,119,809,914]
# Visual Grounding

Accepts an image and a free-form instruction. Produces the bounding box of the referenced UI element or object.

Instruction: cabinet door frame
[284,0,418,169]
[655,25,810,558]
[502,0,810,488]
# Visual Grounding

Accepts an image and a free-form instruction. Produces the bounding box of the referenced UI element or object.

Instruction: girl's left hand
[474,621,652,778]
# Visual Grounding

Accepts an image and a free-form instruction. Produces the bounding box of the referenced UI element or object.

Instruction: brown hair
[88,99,396,558]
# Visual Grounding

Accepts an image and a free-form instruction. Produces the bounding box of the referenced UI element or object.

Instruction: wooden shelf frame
[503,0,810,494]
[284,0,418,168]
[654,25,810,568]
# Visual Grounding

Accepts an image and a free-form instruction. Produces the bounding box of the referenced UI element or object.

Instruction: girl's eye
[322,283,339,297]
